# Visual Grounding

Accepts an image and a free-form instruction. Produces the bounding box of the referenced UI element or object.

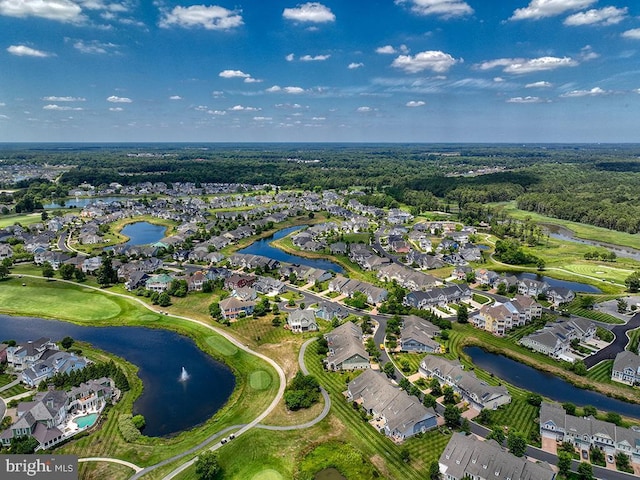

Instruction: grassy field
[0,276,281,480]
[493,201,640,251]
[0,213,43,228]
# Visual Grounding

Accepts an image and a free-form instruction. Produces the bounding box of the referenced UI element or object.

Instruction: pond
[44,196,130,209]
[239,225,344,273]
[0,315,236,437]
[513,272,601,293]
[543,223,640,262]
[464,346,640,419]
[315,468,347,480]
[120,221,167,246]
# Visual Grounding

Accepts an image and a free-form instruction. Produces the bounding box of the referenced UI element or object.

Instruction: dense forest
[1,143,640,233]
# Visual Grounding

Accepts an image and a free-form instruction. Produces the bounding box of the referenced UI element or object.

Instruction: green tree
[195,451,221,480]
[428,460,441,480]
[615,452,632,473]
[606,411,622,426]
[577,461,593,480]
[527,393,543,407]
[557,451,572,478]
[507,431,527,457]
[444,405,461,428]
[400,447,410,463]
[41,261,54,279]
[60,336,74,349]
[0,264,9,279]
[625,271,640,293]
[96,256,117,286]
[209,302,222,319]
[562,402,576,415]
[583,405,597,417]
[158,292,171,307]
[443,385,456,405]
[382,362,396,378]
[456,304,468,324]
[429,377,442,397]
[74,268,86,282]
[59,263,76,280]
[423,394,436,408]
[487,427,505,445]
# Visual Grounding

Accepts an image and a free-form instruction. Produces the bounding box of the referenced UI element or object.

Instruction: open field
[0,213,44,228]
[493,201,640,252]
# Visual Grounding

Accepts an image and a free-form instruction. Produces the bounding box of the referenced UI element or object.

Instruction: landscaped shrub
[118,414,142,442]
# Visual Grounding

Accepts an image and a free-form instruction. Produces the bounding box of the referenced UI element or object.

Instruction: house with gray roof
[540,401,640,465]
[403,284,472,309]
[519,317,595,361]
[315,302,349,322]
[439,433,556,480]
[399,316,441,354]
[20,350,89,388]
[419,356,511,411]
[219,297,256,320]
[611,350,640,386]
[347,369,437,441]
[377,263,440,291]
[287,309,318,333]
[6,338,57,371]
[324,321,370,371]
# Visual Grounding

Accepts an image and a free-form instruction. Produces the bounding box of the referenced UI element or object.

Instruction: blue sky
[2,0,640,142]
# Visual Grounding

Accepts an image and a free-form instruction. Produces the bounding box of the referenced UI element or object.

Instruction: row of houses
[329,275,388,305]
[438,433,556,480]
[399,315,442,353]
[419,356,512,411]
[376,263,441,291]
[323,321,370,370]
[519,317,596,361]
[346,369,438,442]
[540,401,640,465]
[403,284,472,309]
[471,295,543,336]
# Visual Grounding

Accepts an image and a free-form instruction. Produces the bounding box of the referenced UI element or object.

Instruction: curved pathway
[79,457,143,473]
[584,312,640,368]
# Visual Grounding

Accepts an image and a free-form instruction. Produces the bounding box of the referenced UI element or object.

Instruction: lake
[120,221,167,246]
[0,315,236,437]
[239,225,344,273]
[513,272,601,293]
[464,346,640,419]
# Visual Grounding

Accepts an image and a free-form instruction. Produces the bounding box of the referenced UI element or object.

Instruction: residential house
[539,401,640,465]
[328,275,388,305]
[475,268,499,287]
[124,271,148,291]
[438,433,556,480]
[324,321,370,371]
[611,351,640,386]
[145,273,174,293]
[406,250,445,270]
[315,302,349,322]
[225,273,257,291]
[419,356,511,411]
[546,287,576,306]
[219,297,256,320]
[186,271,206,292]
[403,284,472,309]
[377,264,440,291]
[518,278,550,297]
[519,317,596,361]
[253,276,286,295]
[472,295,543,337]
[287,310,318,333]
[20,350,89,388]
[0,244,13,259]
[347,369,437,441]
[399,316,441,353]
[6,338,58,371]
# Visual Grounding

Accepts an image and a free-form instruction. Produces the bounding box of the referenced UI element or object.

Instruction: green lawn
[0,213,43,228]
[587,360,613,383]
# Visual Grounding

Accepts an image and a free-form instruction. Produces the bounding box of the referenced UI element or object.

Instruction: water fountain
[179,366,190,382]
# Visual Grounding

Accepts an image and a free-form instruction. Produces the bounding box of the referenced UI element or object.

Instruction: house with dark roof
[287,309,318,333]
[324,322,370,371]
[347,369,437,441]
[519,317,595,360]
[399,316,441,353]
[6,338,57,371]
[403,284,472,309]
[420,356,511,411]
[20,350,89,388]
[439,433,555,480]
[219,297,256,320]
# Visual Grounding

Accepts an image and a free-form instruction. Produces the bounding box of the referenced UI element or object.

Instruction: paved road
[584,312,640,368]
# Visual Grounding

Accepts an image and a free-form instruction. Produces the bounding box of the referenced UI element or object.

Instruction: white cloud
[525,81,552,88]
[300,54,330,61]
[506,96,546,103]
[7,45,51,57]
[348,62,364,69]
[406,100,425,107]
[253,116,272,121]
[285,53,295,61]
[560,86,609,97]
[511,0,595,21]
[107,95,132,103]
[0,0,84,22]
[622,28,640,40]
[564,6,627,26]
[0,114,8,119]
[266,86,305,94]
[580,45,599,61]
[396,0,473,18]
[42,96,86,102]
[159,5,243,30]
[312,116,325,120]
[282,2,335,23]
[219,69,250,79]
[169,95,182,100]
[208,110,226,115]
[108,107,123,111]
[477,56,578,74]
[72,39,119,55]
[228,105,261,111]
[391,50,460,73]
[376,44,408,55]
[493,77,504,82]
[43,104,83,111]
[357,106,373,112]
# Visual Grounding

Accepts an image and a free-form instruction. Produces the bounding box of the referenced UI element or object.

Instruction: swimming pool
[74,413,98,429]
